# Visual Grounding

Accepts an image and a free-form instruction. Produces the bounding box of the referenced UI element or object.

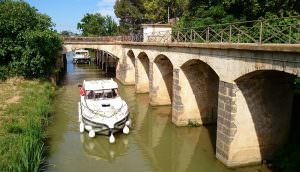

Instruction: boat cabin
[81,80,119,100]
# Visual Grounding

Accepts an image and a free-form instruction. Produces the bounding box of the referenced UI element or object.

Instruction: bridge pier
[150,55,173,106]
[172,60,219,126]
[216,72,295,167]
[95,50,100,66]
[101,51,105,70]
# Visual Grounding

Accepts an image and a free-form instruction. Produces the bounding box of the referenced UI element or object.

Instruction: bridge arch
[115,49,136,85]
[127,50,135,67]
[216,69,299,166]
[150,54,173,106]
[136,52,150,93]
[172,59,219,126]
[63,45,121,78]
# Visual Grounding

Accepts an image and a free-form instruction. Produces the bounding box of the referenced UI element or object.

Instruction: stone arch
[150,54,173,105]
[127,50,135,67]
[100,50,119,77]
[217,70,298,166]
[73,48,119,77]
[174,59,219,125]
[136,52,150,93]
[118,49,136,84]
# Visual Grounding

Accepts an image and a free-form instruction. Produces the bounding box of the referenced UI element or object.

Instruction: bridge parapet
[64,16,300,45]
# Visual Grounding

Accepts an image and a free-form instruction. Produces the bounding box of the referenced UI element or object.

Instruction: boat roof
[75,49,89,53]
[83,79,118,90]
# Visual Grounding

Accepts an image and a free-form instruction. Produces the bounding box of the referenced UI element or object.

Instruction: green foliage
[187,120,201,127]
[0,80,55,171]
[60,30,78,36]
[0,0,62,78]
[77,13,118,36]
[114,0,188,33]
[294,78,300,94]
[175,0,300,29]
[0,65,8,80]
[114,0,144,34]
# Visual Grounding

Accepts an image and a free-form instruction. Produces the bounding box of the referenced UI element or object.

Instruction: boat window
[94,91,103,99]
[86,89,118,100]
[86,90,95,99]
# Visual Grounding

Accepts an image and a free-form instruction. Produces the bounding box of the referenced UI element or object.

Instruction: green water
[46,53,271,172]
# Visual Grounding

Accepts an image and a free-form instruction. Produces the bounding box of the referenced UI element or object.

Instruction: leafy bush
[0,65,8,80]
[294,78,300,94]
[0,0,62,78]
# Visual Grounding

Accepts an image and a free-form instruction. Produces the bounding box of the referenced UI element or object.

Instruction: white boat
[73,49,91,64]
[78,79,131,143]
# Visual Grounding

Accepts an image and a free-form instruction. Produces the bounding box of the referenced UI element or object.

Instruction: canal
[46,53,271,172]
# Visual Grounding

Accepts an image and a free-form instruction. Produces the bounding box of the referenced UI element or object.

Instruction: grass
[0,77,54,171]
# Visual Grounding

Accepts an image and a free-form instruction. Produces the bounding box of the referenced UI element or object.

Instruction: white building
[142,24,172,43]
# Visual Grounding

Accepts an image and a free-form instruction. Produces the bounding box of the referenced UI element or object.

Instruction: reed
[0,79,54,171]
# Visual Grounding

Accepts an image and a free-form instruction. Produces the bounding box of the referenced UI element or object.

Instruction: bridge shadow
[181,59,219,154]
[235,70,299,165]
[154,55,173,102]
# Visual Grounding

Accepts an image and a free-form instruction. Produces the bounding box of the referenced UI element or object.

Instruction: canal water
[46,53,271,172]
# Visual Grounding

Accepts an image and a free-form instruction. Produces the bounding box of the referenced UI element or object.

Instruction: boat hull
[81,114,129,136]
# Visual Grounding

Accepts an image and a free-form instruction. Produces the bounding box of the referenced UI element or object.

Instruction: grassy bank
[0,78,54,171]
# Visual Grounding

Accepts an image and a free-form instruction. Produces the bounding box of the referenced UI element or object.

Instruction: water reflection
[80,133,129,162]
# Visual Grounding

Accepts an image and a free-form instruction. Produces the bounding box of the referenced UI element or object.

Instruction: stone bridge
[63,39,300,167]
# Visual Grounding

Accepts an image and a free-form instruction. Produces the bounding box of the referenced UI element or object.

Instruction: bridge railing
[145,16,300,44]
[63,16,300,44]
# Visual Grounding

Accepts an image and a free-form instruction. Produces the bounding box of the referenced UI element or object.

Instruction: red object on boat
[80,87,85,96]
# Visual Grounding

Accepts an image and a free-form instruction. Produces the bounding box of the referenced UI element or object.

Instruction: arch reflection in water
[80,133,129,162]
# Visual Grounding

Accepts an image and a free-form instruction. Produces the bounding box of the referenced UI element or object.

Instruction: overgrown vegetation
[0,0,62,79]
[187,120,201,127]
[113,0,300,34]
[0,78,55,171]
[294,77,300,94]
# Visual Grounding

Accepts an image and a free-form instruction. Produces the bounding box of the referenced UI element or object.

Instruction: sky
[25,0,117,33]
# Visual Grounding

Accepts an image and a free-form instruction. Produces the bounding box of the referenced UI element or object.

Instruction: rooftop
[83,79,118,90]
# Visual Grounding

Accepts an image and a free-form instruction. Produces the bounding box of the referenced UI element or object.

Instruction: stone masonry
[216,81,237,166]
[172,69,184,125]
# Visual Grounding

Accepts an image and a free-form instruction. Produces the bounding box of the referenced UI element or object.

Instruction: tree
[0,0,62,78]
[175,0,300,29]
[114,0,188,34]
[114,0,144,34]
[143,0,188,23]
[60,30,80,36]
[77,13,118,36]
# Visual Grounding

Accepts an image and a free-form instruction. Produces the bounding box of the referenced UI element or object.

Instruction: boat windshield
[85,89,118,100]
[76,52,88,55]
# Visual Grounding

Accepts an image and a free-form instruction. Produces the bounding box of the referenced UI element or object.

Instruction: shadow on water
[46,52,272,172]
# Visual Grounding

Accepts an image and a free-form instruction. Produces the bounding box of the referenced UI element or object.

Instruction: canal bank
[0,78,55,171]
[46,53,271,172]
